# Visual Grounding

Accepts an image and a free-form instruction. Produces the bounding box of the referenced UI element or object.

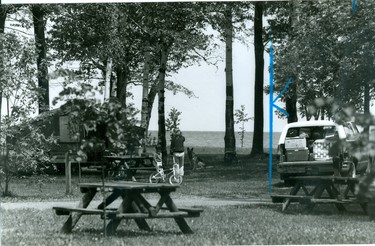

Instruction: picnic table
[105,155,155,181]
[53,181,203,235]
[271,176,368,213]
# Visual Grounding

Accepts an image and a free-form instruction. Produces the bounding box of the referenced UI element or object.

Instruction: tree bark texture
[0,6,8,120]
[286,92,298,123]
[104,57,113,100]
[141,50,151,132]
[285,0,300,124]
[364,80,370,114]
[157,44,169,165]
[223,5,237,164]
[116,66,128,108]
[250,2,264,157]
[32,5,49,113]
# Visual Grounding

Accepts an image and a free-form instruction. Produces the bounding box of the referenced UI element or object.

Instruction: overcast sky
[130,37,288,132]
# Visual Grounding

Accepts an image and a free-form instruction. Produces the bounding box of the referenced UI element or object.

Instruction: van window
[286,126,336,140]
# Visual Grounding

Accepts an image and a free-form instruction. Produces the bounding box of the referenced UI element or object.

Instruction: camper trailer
[37,108,145,173]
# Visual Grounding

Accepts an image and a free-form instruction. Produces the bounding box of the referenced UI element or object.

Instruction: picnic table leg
[61,188,96,233]
[97,190,121,209]
[360,202,368,214]
[152,192,169,214]
[306,183,326,212]
[326,184,346,212]
[343,182,357,199]
[164,193,193,234]
[130,200,152,231]
[282,182,302,212]
[301,184,310,196]
[106,193,133,235]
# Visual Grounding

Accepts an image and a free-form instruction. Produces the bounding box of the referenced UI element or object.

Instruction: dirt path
[1,196,273,210]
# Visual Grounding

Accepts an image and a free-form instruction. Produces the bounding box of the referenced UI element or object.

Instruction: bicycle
[149,163,183,185]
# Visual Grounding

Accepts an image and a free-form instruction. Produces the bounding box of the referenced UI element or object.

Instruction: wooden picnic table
[105,155,155,181]
[53,181,203,235]
[271,176,368,213]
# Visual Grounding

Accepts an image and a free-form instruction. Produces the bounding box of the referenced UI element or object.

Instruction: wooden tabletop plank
[104,155,154,160]
[288,176,359,183]
[79,181,179,191]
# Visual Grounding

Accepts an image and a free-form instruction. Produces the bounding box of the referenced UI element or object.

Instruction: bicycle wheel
[169,174,183,185]
[149,171,163,183]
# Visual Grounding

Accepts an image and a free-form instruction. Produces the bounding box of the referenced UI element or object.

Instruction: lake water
[148,131,281,154]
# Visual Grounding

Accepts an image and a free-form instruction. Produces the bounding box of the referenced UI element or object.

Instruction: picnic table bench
[53,181,203,235]
[271,176,368,213]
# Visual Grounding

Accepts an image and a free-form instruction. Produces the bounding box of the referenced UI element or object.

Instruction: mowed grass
[2,153,375,245]
[1,153,272,202]
[2,205,375,245]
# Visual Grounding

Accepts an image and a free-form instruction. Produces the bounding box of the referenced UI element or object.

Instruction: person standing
[170,130,185,175]
[153,144,163,172]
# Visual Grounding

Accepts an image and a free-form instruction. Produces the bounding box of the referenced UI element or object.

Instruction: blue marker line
[273,78,292,104]
[273,104,289,117]
[352,0,356,12]
[269,32,274,194]
[269,30,292,193]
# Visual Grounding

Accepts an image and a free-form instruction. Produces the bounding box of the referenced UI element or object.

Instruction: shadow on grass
[77,227,184,238]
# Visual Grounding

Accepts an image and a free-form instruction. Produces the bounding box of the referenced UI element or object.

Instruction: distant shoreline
[146,131,281,155]
[148,130,282,134]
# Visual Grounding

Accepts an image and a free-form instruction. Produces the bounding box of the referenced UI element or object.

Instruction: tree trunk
[157,44,169,165]
[250,2,264,158]
[286,93,298,123]
[32,5,49,114]
[285,0,300,124]
[104,57,112,101]
[145,82,158,132]
[116,66,128,108]
[0,6,8,120]
[364,80,370,114]
[223,5,237,164]
[141,50,151,132]
[3,148,10,196]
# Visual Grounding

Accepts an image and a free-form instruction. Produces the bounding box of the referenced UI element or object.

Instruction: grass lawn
[2,154,375,245]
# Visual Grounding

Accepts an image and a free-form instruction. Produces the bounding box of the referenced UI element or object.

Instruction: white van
[277,120,368,184]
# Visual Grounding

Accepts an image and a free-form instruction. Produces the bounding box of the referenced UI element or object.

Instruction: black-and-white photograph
[1,0,375,245]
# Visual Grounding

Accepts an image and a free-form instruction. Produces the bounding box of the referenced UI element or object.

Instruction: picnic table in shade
[53,181,203,235]
[104,155,156,181]
[271,176,368,213]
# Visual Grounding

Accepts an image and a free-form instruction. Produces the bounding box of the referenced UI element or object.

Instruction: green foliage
[270,0,375,119]
[0,32,57,196]
[166,107,182,137]
[234,105,253,148]
[53,79,141,159]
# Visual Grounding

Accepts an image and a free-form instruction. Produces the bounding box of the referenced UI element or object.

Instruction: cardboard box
[313,139,332,160]
[285,137,307,149]
[286,148,309,162]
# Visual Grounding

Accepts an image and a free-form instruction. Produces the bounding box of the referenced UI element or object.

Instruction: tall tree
[157,40,170,164]
[250,2,264,157]
[0,5,9,120]
[31,5,49,113]
[285,0,300,123]
[223,4,237,163]
[204,2,251,163]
